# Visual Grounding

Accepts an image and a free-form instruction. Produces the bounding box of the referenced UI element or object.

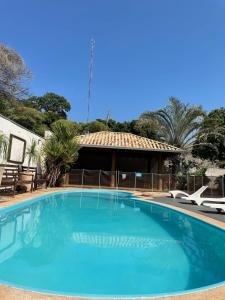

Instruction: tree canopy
[79,120,109,134]
[22,92,71,126]
[192,108,225,164]
[0,91,71,136]
[7,106,47,136]
[140,97,204,149]
[93,118,158,139]
[43,119,80,186]
[0,43,31,99]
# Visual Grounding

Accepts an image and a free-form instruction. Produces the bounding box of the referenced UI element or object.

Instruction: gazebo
[75,131,181,175]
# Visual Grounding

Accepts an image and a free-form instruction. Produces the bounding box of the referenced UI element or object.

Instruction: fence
[67,169,225,197]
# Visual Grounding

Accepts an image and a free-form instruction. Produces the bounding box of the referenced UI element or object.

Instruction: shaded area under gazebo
[68,132,182,189]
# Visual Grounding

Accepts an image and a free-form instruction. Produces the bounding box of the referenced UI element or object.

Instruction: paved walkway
[151,196,225,223]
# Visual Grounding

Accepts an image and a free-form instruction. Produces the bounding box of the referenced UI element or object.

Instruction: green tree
[0,97,22,116]
[51,119,81,133]
[95,118,157,138]
[192,108,225,163]
[129,119,158,139]
[38,93,71,115]
[23,92,71,126]
[21,96,40,110]
[80,120,109,133]
[141,97,204,149]
[43,120,80,187]
[0,92,72,135]
[7,106,47,136]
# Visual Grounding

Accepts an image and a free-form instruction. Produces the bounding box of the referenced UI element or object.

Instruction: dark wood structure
[75,147,171,174]
[73,132,182,187]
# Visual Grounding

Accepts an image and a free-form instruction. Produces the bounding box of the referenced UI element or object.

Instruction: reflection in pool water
[0,190,225,297]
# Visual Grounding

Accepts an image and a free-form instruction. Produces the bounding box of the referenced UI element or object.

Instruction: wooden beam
[158,153,163,191]
[111,151,116,187]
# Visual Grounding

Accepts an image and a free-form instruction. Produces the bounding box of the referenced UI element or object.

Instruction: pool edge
[0,187,225,300]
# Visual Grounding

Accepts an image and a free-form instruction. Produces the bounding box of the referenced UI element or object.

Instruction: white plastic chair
[203,202,225,213]
[170,186,208,200]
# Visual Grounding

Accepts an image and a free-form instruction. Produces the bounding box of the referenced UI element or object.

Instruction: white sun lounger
[170,190,189,199]
[170,186,208,199]
[190,196,225,206]
[203,202,225,213]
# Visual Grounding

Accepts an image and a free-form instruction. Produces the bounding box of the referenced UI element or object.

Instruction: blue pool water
[0,190,225,297]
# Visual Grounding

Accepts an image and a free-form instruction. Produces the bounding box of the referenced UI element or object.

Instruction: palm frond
[0,132,8,161]
[140,97,204,149]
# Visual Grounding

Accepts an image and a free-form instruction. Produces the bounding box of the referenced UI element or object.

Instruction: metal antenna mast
[105,110,110,125]
[87,38,96,122]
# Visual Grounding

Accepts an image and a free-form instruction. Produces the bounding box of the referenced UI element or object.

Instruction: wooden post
[151,173,154,191]
[64,173,69,186]
[222,176,224,197]
[99,170,101,189]
[111,151,116,188]
[187,174,189,193]
[168,174,171,191]
[134,173,136,191]
[158,154,163,191]
[81,169,84,187]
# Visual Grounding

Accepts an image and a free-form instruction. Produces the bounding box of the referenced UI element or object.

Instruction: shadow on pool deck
[151,197,225,223]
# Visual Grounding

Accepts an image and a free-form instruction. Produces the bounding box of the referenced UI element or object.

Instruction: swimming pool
[0,190,225,298]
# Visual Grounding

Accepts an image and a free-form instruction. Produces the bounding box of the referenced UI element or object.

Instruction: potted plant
[0,132,8,185]
[19,140,40,191]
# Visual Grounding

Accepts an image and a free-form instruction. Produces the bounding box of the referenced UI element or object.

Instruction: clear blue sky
[1,0,225,122]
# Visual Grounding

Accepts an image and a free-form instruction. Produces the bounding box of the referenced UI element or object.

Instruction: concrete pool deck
[1,187,225,299]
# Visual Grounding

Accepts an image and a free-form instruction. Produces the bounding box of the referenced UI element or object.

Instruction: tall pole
[87,38,96,123]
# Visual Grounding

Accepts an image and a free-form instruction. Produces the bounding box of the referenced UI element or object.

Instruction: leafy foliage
[140,97,204,149]
[0,131,8,162]
[23,92,71,127]
[6,106,47,136]
[43,120,79,187]
[0,92,71,136]
[192,108,225,164]
[26,139,40,170]
[81,119,157,138]
[51,119,80,132]
[80,120,109,134]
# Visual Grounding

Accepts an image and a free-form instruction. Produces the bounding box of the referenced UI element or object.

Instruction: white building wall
[0,114,44,167]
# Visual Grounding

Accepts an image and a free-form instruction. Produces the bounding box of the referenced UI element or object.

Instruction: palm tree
[0,132,8,161]
[0,132,8,184]
[26,139,40,171]
[140,97,204,149]
[42,120,80,187]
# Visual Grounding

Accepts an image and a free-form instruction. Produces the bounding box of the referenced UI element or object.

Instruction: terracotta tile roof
[78,131,181,153]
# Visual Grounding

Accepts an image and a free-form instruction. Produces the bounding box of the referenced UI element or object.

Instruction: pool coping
[1,187,225,299]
